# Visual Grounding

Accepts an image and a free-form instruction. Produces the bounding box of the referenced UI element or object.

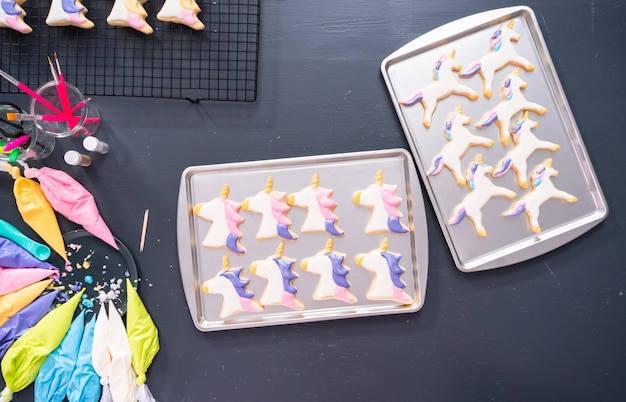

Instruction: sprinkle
[84,275,94,284]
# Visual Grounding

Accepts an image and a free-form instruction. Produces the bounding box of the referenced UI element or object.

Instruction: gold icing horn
[220,184,229,198]
[222,255,230,271]
[507,20,515,29]
[276,241,285,258]
[545,158,553,168]
[376,169,383,185]
[264,176,273,193]
[514,68,520,76]
[324,238,333,254]
[456,104,463,114]
[449,49,456,59]
[312,173,319,188]
[380,237,388,253]
[476,154,484,164]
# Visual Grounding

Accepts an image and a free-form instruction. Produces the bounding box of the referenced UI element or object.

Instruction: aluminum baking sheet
[381,6,607,272]
[177,149,428,331]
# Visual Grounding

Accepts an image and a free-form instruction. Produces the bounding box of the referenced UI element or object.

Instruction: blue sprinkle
[84,275,94,285]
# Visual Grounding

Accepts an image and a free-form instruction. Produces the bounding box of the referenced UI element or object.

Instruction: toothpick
[140,209,149,252]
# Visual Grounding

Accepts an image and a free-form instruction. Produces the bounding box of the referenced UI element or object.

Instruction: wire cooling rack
[0,0,260,101]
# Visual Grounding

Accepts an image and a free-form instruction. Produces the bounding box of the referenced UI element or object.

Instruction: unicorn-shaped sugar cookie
[398,50,479,128]
[107,0,153,34]
[448,154,517,237]
[355,237,413,304]
[476,69,547,146]
[157,0,204,30]
[46,0,95,28]
[428,104,494,186]
[300,238,357,304]
[193,184,246,255]
[493,112,560,188]
[250,241,304,310]
[242,176,298,241]
[287,173,344,237]
[460,20,535,98]
[504,158,577,233]
[202,256,263,319]
[0,0,32,33]
[353,169,410,234]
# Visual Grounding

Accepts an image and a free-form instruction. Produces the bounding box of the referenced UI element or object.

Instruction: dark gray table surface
[1,1,625,400]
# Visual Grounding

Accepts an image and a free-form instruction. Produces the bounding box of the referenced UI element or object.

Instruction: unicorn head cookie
[46,0,95,28]
[353,169,410,234]
[355,237,413,304]
[287,173,344,237]
[157,0,204,30]
[398,50,479,128]
[0,0,32,33]
[300,238,357,304]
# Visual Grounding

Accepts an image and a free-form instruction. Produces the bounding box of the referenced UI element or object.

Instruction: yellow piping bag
[0,279,52,327]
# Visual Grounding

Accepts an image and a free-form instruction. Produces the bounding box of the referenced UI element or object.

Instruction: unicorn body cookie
[157,0,204,30]
[300,238,357,304]
[193,184,246,255]
[448,154,517,237]
[242,176,298,241]
[428,104,494,186]
[398,50,479,128]
[476,69,547,146]
[0,0,32,33]
[460,20,535,98]
[493,112,560,188]
[504,158,577,233]
[355,238,413,304]
[107,0,153,34]
[353,170,410,234]
[202,256,263,319]
[287,173,344,237]
[250,242,304,310]
[46,0,94,28]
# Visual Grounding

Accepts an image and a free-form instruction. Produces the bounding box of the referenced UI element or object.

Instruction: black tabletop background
[1,1,625,400]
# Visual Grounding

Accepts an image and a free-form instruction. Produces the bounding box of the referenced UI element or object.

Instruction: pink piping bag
[0,268,58,296]
[0,290,59,359]
[0,237,58,270]
[24,167,118,250]
[92,304,113,402]
[0,219,50,261]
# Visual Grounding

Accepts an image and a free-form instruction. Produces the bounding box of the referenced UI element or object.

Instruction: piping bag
[0,237,58,270]
[66,316,101,402]
[24,166,118,250]
[126,279,159,401]
[0,268,58,296]
[4,164,69,266]
[0,289,84,401]
[92,304,113,402]
[108,300,136,402]
[34,310,85,402]
[0,219,50,261]
[0,279,52,327]
[0,290,59,359]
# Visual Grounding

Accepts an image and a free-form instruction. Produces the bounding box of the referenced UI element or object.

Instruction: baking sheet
[381,6,607,272]
[177,149,428,331]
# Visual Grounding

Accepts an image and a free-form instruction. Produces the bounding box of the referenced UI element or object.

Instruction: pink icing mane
[269,192,292,225]
[380,185,403,218]
[222,199,244,237]
[314,188,338,221]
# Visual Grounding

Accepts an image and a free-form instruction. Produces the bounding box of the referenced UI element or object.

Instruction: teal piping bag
[0,219,50,261]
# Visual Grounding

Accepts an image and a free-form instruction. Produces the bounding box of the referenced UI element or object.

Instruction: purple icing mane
[273,257,297,294]
[380,252,406,289]
[220,267,254,298]
[1,0,22,15]
[326,253,350,289]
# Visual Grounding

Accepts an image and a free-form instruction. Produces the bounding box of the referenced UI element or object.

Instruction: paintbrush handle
[17,83,64,115]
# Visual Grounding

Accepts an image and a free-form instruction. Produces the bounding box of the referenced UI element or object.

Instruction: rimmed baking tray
[381,6,607,272]
[177,149,428,331]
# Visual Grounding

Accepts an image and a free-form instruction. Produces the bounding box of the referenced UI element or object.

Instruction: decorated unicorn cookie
[504,158,577,233]
[242,176,298,241]
[107,0,153,34]
[476,69,547,146]
[300,238,357,304]
[250,241,304,310]
[46,0,95,28]
[355,237,413,304]
[157,0,204,30]
[287,173,344,237]
[202,256,263,319]
[448,154,517,237]
[460,20,535,98]
[493,112,560,188]
[398,50,479,128]
[0,0,32,33]
[353,169,410,234]
[428,104,494,186]
[193,184,246,255]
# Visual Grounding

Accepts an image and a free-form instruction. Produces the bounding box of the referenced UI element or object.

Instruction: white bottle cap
[64,150,92,167]
[83,136,109,154]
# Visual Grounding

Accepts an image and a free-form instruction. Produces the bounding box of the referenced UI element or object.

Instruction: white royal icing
[157,0,204,30]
